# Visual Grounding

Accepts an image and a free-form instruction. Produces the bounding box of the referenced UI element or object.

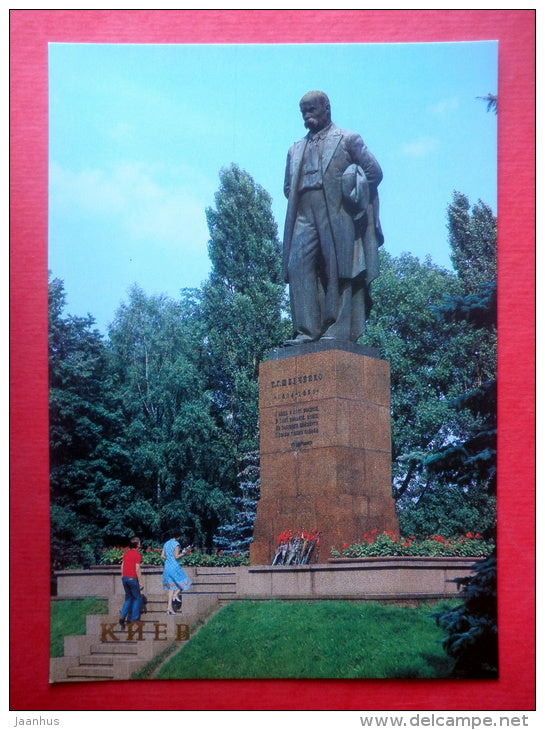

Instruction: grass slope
[154,600,455,679]
[50,598,108,657]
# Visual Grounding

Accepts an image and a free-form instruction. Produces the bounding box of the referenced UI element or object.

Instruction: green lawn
[153,600,456,679]
[50,598,108,657]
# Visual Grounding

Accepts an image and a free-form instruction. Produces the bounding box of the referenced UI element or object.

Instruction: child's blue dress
[162,538,192,591]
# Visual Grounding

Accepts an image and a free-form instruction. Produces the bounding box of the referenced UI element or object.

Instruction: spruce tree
[213,451,260,554]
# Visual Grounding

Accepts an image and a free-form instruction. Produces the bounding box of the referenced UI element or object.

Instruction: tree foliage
[213,451,260,554]
[49,158,498,566]
[49,165,291,565]
[361,188,497,537]
[476,93,497,115]
[107,284,234,546]
[201,164,290,455]
[360,251,487,534]
[434,554,498,678]
[413,193,497,538]
[448,191,496,295]
[49,276,124,567]
[432,95,498,680]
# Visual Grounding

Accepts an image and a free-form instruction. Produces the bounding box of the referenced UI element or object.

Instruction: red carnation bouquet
[272,528,320,565]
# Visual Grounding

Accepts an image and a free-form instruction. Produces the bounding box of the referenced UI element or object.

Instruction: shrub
[331,531,494,558]
[179,551,250,568]
[97,546,249,567]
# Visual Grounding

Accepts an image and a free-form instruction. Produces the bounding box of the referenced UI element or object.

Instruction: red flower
[342,543,349,548]
[466,532,474,538]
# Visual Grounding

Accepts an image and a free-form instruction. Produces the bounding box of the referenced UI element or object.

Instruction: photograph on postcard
[47,40,498,682]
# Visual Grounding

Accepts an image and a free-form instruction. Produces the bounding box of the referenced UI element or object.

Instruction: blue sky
[48,41,497,332]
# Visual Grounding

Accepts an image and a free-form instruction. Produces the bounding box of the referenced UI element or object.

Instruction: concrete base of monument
[251,345,398,565]
[51,560,473,681]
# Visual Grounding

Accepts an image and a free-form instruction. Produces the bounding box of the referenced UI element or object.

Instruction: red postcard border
[9,9,536,711]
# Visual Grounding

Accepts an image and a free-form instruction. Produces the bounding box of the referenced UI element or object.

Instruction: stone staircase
[50,568,237,683]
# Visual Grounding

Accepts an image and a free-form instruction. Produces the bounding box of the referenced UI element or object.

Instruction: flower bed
[98,546,249,567]
[331,531,494,559]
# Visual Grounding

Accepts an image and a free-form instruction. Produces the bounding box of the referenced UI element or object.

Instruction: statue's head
[299,90,331,133]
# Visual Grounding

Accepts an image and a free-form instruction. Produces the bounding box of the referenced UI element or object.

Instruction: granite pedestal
[250,343,398,564]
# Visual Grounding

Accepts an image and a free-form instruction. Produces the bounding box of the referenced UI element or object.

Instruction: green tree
[360,251,488,533]
[432,100,498,678]
[477,93,497,115]
[213,451,260,554]
[107,284,234,546]
[448,191,497,295]
[434,553,498,678]
[425,283,497,496]
[362,186,497,537]
[201,163,290,454]
[49,275,124,568]
[414,193,497,537]
[198,164,290,550]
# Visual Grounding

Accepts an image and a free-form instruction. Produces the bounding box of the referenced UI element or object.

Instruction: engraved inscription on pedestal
[250,348,398,565]
[274,405,320,445]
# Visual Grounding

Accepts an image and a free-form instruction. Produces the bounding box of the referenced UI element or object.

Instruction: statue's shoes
[283,335,315,346]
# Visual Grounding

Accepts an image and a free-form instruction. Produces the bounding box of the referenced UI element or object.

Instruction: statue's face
[300,97,330,133]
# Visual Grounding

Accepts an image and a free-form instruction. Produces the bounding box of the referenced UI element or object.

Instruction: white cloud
[401,136,439,158]
[49,163,125,214]
[428,97,459,115]
[49,161,211,252]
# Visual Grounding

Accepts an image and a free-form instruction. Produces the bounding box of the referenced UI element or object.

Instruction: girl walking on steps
[161,533,192,614]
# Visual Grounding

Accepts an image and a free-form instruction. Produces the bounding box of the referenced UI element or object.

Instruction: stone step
[52,589,220,682]
[65,659,149,681]
[86,613,198,635]
[194,568,237,574]
[107,592,219,618]
[79,654,114,666]
[67,664,115,679]
[191,583,236,593]
[89,642,140,655]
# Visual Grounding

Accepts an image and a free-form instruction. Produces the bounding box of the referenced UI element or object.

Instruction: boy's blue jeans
[121,577,141,622]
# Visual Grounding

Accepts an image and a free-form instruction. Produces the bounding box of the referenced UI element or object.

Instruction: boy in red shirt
[119,536,144,626]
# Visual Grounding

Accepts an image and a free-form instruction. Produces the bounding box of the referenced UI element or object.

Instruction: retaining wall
[54,557,479,602]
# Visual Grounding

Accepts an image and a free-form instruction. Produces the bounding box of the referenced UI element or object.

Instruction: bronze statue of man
[283,90,384,345]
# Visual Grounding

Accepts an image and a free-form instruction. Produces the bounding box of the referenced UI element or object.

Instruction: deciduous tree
[200,164,290,456]
[108,284,234,546]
